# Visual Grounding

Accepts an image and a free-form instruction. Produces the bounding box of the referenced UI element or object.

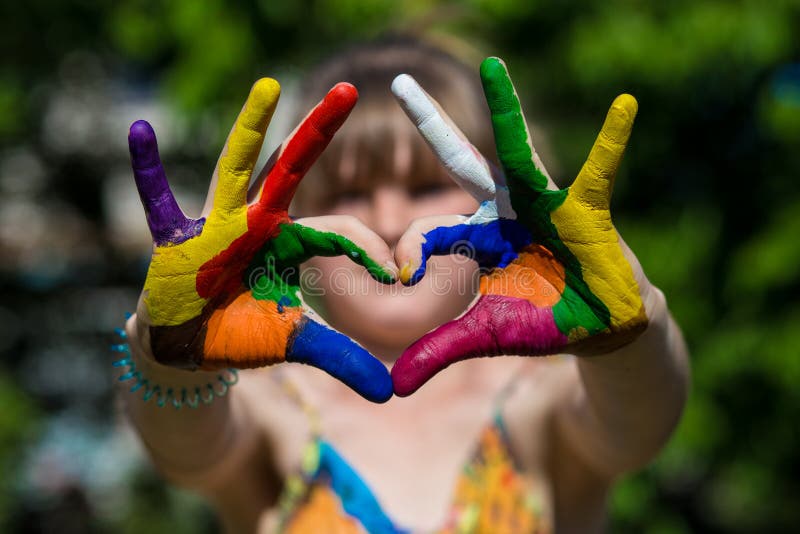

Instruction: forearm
[117,314,253,488]
[556,286,690,477]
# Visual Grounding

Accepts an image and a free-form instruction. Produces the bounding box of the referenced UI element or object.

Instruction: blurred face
[303,171,479,357]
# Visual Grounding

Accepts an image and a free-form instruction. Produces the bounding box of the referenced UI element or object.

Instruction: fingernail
[384,260,400,278]
[399,261,417,285]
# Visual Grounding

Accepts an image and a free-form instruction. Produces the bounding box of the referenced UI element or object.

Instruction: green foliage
[99,471,218,534]
[567,3,793,90]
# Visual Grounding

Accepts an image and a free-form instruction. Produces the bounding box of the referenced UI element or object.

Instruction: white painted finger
[392,74,496,205]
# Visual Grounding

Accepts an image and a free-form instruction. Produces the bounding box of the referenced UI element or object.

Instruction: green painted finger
[263,224,396,284]
[479,57,549,195]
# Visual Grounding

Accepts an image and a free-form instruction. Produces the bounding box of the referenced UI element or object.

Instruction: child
[117,37,689,533]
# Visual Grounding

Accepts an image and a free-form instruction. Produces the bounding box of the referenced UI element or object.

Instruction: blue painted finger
[286,318,393,403]
[406,219,533,285]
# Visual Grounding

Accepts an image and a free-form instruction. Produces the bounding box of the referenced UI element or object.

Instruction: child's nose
[370,185,412,247]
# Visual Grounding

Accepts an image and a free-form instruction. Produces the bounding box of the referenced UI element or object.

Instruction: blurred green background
[1,0,799,532]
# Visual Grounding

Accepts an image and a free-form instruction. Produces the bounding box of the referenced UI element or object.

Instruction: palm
[390,59,649,396]
[130,80,394,402]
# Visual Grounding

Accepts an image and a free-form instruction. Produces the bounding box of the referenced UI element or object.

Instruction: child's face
[304,176,479,355]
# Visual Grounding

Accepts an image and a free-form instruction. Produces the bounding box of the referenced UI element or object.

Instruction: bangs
[289,36,498,214]
[295,99,454,213]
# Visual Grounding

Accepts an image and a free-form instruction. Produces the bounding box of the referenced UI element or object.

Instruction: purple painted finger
[391,295,568,396]
[128,120,203,246]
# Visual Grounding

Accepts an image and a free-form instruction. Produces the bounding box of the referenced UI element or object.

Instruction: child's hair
[293,35,497,213]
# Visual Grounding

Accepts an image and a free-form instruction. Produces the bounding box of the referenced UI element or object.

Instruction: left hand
[390,58,652,396]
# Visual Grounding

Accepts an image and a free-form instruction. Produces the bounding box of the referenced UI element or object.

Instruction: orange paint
[479,244,566,307]
[202,292,303,369]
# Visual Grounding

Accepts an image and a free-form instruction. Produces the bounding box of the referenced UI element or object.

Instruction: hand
[390,58,651,396]
[129,79,396,403]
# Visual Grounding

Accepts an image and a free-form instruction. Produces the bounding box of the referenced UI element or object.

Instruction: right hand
[128,78,397,403]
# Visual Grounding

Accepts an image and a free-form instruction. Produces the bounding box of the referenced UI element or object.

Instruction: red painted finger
[258,83,358,211]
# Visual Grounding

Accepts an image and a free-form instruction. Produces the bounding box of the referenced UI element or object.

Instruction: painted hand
[129,79,396,402]
[390,59,651,396]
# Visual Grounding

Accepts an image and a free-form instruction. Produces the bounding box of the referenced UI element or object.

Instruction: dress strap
[488,359,543,462]
[270,368,322,437]
[490,359,530,423]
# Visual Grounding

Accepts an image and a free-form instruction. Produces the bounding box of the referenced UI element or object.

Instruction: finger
[480,57,556,194]
[570,94,638,210]
[392,74,496,203]
[395,216,531,285]
[128,120,200,246]
[287,317,393,403]
[392,295,568,396]
[395,215,467,285]
[210,78,281,214]
[392,74,515,222]
[265,219,397,284]
[293,216,398,281]
[257,83,358,212]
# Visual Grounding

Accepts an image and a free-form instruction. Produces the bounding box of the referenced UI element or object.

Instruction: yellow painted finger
[214,78,281,214]
[571,94,638,210]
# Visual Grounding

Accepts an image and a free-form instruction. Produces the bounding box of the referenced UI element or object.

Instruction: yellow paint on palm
[550,201,645,329]
[144,210,249,326]
[143,78,281,326]
[550,94,646,329]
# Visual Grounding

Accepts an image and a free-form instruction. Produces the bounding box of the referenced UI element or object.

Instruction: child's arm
[118,317,257,490]
[554,282,689,478]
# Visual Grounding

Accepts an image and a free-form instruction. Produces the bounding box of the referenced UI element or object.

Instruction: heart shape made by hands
[128,58,651,404]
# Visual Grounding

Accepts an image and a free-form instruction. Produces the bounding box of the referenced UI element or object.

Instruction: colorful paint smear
[391,59,648,396]
[130,79,394,402]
